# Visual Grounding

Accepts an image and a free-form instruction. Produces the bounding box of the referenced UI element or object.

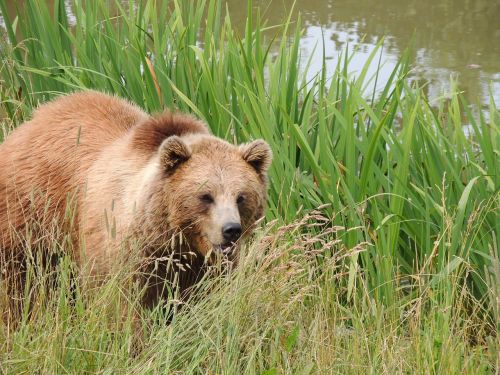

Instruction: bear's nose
[222,222,242,243]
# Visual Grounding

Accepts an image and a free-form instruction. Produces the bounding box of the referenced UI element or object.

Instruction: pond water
[2,0,500,105]
[227,0,500,106]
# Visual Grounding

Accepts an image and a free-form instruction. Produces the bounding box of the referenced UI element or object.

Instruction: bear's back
[0,91,148,249]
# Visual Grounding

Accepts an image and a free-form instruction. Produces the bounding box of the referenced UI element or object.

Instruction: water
[226,0,500,106]
[2,0,500,105]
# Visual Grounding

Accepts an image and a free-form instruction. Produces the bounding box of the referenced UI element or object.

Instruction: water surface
[2,0,499,105]
[227,0,500,105]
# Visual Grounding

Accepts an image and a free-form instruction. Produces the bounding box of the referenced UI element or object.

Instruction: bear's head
[146,133,272,260]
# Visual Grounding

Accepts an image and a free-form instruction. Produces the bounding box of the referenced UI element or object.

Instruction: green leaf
[284,325,300,352]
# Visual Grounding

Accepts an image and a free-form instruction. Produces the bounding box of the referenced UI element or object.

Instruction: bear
[0,90,272,317]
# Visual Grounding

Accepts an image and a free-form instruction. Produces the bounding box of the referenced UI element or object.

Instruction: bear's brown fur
[0,91,272,314]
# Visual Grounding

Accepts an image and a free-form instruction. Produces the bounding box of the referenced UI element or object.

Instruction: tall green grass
[0,0,498,373]
[0,213,497,373]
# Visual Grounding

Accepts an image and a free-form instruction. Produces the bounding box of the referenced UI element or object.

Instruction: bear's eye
[237,195,245,205]
[200,194,214,204]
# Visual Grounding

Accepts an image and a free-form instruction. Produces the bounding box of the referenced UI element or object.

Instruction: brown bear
[0,90,272,315]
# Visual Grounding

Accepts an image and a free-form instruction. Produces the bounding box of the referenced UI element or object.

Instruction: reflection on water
[226,0,500,105]
[2,0,499,105]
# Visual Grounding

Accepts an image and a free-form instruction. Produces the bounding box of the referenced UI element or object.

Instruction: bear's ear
[159,136,191,173]
[239,139,273,177]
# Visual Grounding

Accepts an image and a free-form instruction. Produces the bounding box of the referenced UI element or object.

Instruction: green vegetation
[0,0,498,373]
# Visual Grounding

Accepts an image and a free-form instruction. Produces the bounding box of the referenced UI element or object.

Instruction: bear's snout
[222,222,242,243]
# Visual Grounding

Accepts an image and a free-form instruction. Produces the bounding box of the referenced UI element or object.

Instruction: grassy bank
[0,0,498,373]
